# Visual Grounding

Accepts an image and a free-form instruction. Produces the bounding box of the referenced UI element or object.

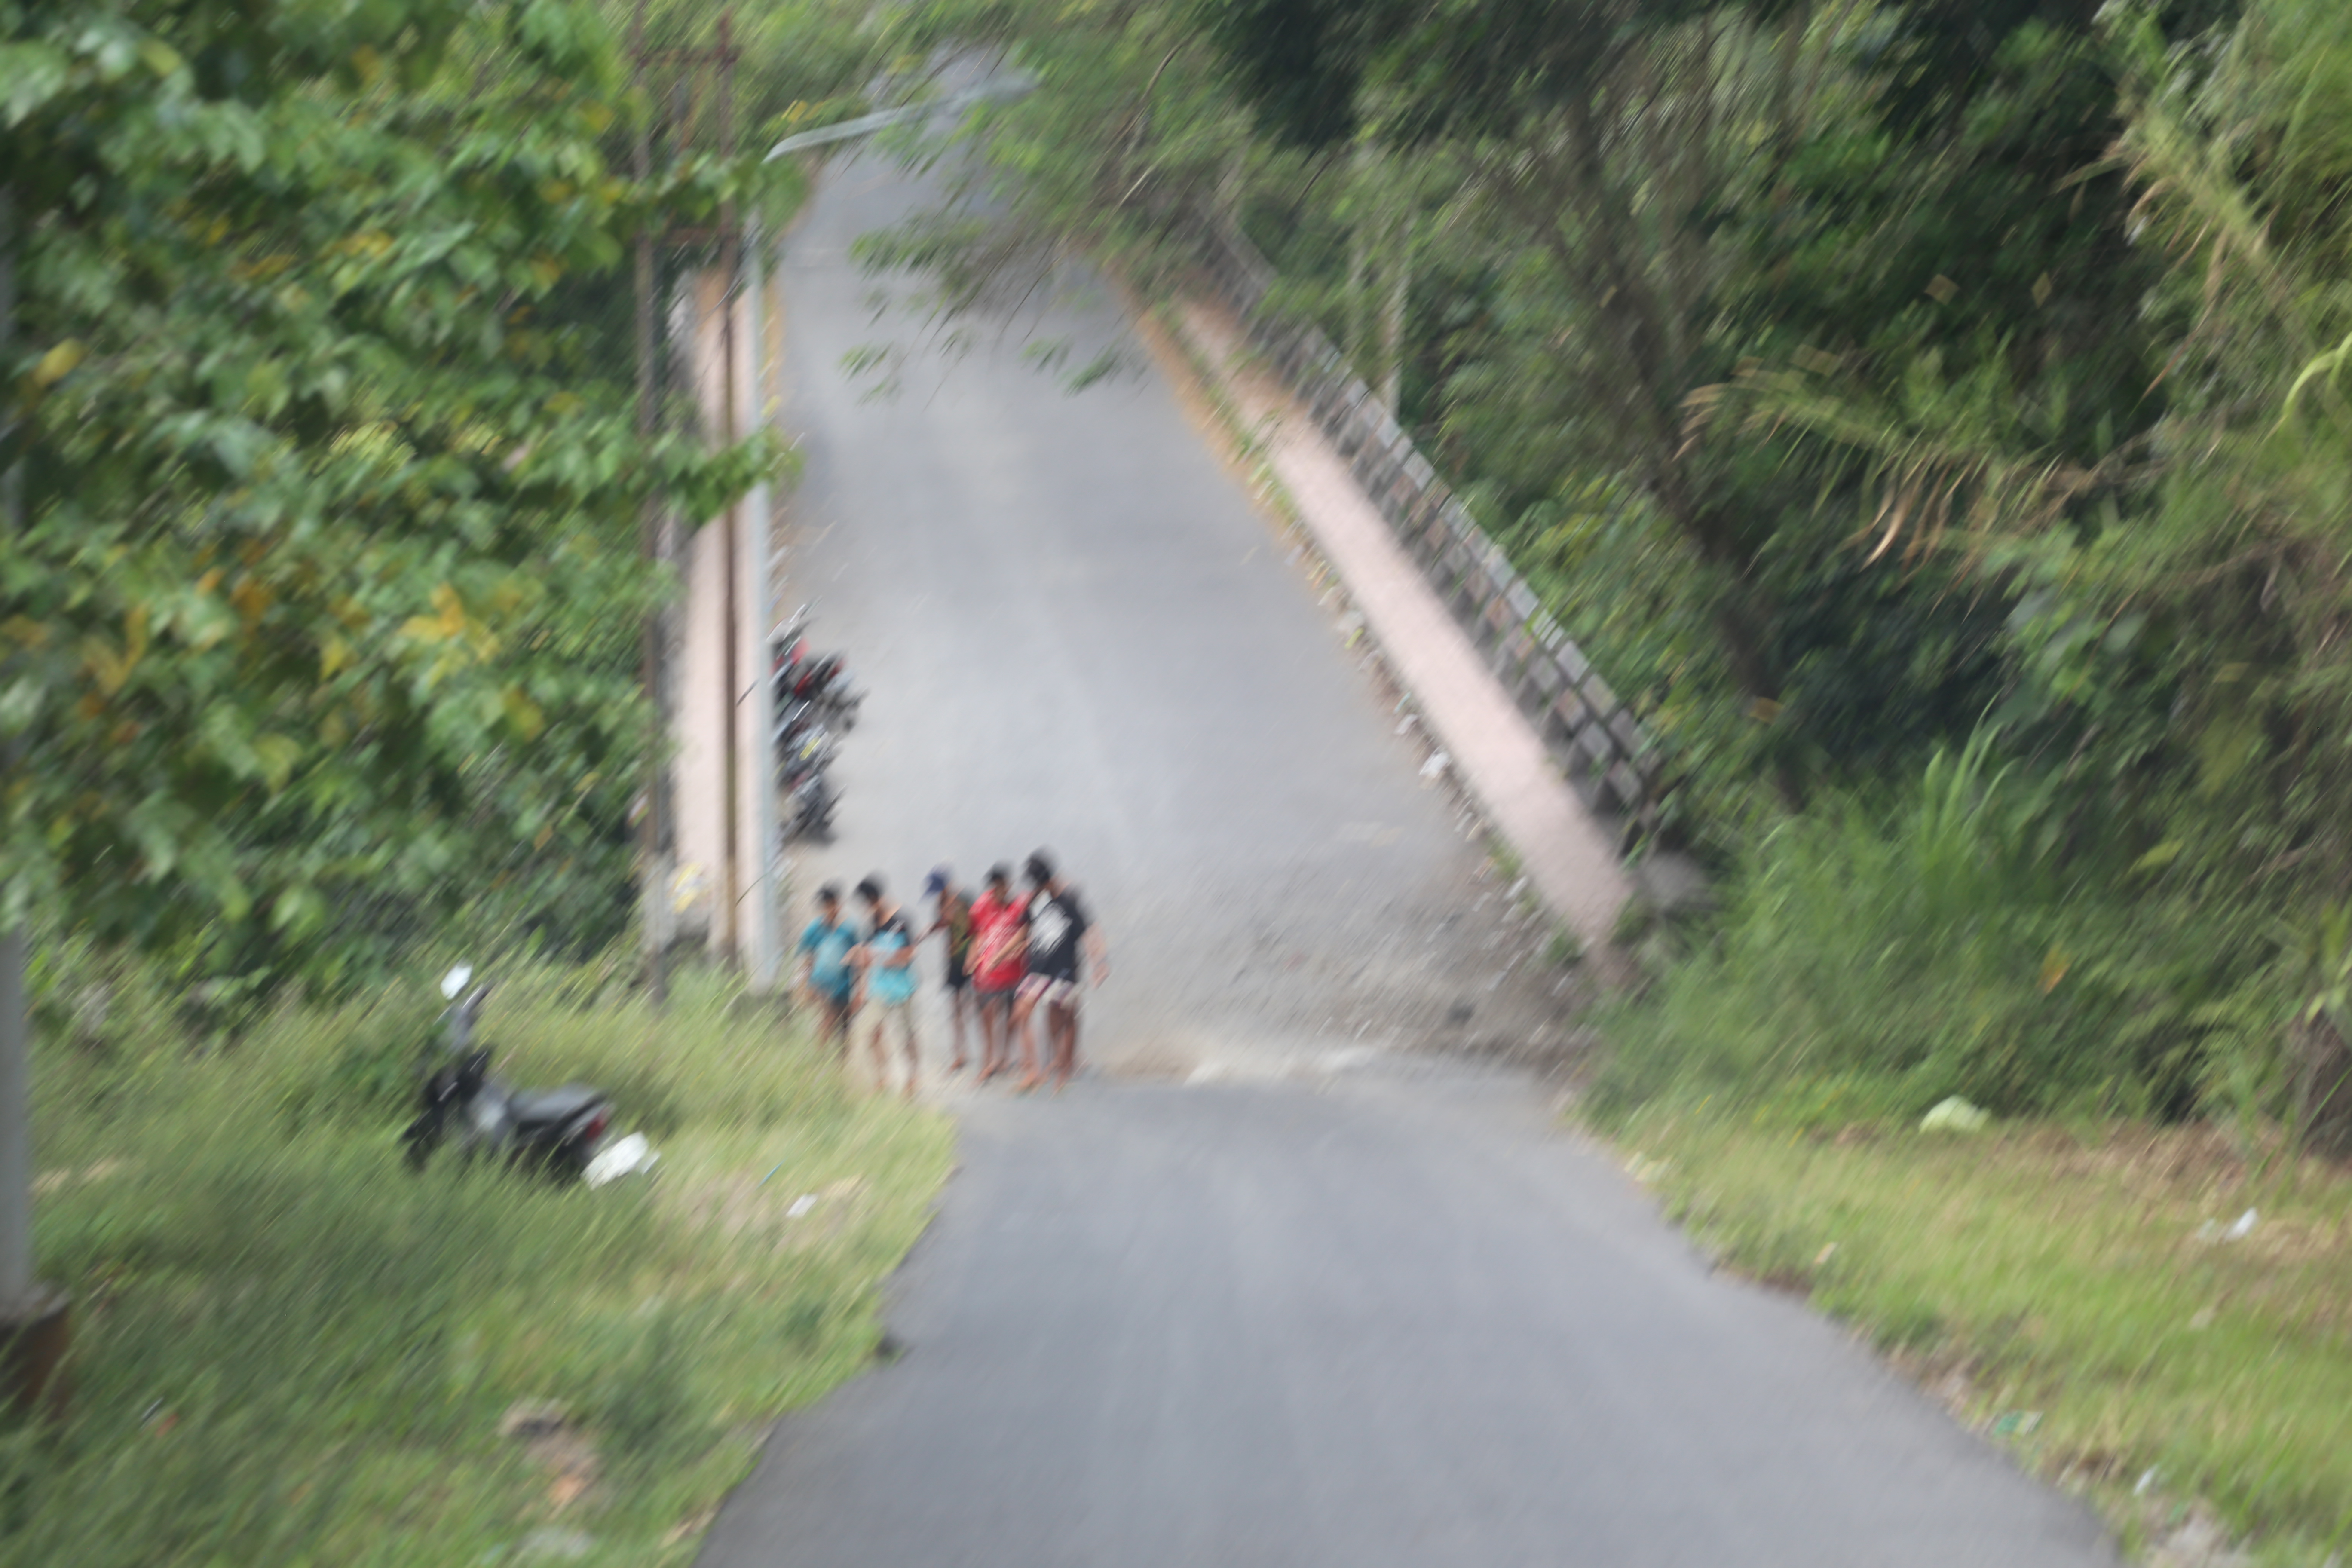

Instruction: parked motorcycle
[402,966,613,1180]
[769,610,862,732]
[765,605,853,841]
[779,725,838,841]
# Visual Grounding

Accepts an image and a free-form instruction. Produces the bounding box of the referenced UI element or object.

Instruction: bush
[1592,735,2250,1125]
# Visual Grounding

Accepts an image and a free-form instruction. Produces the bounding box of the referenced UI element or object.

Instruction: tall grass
[7,960,951,1566]
[1594,735,2239,1125]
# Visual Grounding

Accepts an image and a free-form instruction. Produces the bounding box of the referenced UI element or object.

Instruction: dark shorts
[813,987,854,1028]
[974,978,1017,1008]
[944,950,970,992]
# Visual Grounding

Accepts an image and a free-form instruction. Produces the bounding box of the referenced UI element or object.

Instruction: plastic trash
[1920,1096,1990,1133]
[2193,1208,2259,1243]
[582,1133,659,1188]
[1419,750,1450,780]
[787,1194,818,1219]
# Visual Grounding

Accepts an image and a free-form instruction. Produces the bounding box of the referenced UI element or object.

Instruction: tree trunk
[1379,221,1409,415]
[1347,218,1369,380]
[0,184,31,1312]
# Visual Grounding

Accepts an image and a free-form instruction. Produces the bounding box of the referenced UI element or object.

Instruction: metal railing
[1185,215,1669,844]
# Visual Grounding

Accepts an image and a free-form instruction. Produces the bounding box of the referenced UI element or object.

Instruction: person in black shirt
[1010,848,1108,1092]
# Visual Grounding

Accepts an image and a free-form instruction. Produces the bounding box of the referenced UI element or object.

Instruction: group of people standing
[793,850,1108,1097]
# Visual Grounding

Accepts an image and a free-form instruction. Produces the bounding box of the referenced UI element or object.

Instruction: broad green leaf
[254,734,303,792]
[0,43,70,125]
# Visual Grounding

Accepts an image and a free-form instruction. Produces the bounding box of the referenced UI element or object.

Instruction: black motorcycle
[779,725,838,841]
[769,612,862,732]
[402,967,612,1180]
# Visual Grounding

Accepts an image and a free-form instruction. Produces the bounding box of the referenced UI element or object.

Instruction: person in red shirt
[965,863,1028,1083]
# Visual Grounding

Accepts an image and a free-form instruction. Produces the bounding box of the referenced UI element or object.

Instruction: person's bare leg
[1012,994,1042,1091]
[899,1007,921,1099]
[865,1005,892,1090]
[977,997,1005,1080]
[1050,1001,1078,1090]
[947,988,969,1073]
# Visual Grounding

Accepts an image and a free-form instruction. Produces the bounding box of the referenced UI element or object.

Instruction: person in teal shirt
[853,874,921,1098]
[794,883,857,1054]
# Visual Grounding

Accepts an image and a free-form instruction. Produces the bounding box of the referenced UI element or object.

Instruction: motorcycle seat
[504,1086,603,1127]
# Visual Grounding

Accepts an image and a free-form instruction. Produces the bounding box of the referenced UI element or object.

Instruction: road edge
[1128,290,1636,976]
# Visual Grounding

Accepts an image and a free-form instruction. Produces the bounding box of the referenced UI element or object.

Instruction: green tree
[3,0,778,997]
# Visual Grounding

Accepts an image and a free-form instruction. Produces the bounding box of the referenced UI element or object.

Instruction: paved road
[702,151,2116,1567]
[705,1072,2111,1568]
[766,152,1572,1077]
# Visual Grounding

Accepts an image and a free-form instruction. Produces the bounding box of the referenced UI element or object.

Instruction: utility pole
[0,186,28,1316]
[0,186,69,1415]
[630,9,756,975]
[630,0,669,1006]
[744,214,781,992]
[716,10,741,966]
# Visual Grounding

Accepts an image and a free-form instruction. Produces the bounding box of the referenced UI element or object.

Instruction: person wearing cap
[966,863,1027,1082]
[793,883,857,1055]
[1009,848,1108,1092]
[922,865,977,1074]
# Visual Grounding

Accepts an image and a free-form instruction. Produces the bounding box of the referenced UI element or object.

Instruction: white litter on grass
[582,1133,659,1188]
[1419,750,1451,781]
[2198,1208,2260,1242]
[1920,1096,1990,1133]
[787,1194,818,1219]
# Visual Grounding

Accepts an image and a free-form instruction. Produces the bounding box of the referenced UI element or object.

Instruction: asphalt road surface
[703,150,2116,1567]
[765,151,1575,1078]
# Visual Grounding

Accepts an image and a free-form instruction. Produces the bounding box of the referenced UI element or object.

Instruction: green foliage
[839,0,1263,377]
[8,959,952,1565]
[1591,733,2259,1124]
[604,0,891,173]
[844,0,2352,1134]
[600,1309,695,1465]
[3,0,788,996]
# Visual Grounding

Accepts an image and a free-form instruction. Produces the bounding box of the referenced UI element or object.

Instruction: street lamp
[763,72,1036,162]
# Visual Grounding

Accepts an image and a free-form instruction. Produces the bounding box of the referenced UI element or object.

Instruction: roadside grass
[1601,1103,2352,1562]
[7,960,952,1567]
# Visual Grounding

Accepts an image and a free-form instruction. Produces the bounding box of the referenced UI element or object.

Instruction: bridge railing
[1182,214,1669,844]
